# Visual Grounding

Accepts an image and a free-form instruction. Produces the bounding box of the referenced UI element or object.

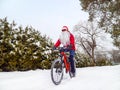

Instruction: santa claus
[54,26,75,50]
[53,26,76,77]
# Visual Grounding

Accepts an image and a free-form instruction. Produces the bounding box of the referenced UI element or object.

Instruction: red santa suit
[54,26,76,75]
[54,33,75,50]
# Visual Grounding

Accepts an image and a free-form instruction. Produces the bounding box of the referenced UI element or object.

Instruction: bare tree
[74,21,102,64]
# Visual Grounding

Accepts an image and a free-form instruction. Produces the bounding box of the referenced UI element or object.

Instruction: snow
[0,65,120,90]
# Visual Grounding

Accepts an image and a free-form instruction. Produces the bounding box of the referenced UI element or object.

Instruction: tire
[51,58,63,85]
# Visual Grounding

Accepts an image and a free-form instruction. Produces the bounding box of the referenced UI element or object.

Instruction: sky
[0,0,89,42]
[0,0,118,51]
[0,65,120,90]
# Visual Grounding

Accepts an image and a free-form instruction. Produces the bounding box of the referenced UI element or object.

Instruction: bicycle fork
[63,55,70,73]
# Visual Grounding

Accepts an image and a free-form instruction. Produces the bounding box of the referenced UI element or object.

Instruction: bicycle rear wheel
[51,58,63,85]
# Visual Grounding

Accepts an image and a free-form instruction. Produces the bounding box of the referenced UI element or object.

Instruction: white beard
[59,31,70,46]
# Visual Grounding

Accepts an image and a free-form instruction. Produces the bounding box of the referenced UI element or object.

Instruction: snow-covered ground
[0,65,120,90]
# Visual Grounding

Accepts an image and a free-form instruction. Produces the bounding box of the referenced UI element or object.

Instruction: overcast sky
[0,0,89,42]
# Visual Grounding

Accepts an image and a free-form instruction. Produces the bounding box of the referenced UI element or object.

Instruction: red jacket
[54,33,75,50]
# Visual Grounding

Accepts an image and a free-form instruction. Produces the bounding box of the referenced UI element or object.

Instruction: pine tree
[0,17,57,71]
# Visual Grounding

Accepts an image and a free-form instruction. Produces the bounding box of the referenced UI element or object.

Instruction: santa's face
[59,31,70,46]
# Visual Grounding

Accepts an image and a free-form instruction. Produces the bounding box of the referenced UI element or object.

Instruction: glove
[52,46,56,50]
[67,44,72,50]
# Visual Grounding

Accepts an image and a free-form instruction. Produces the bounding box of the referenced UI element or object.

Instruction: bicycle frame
[51,47,76,85]
[60,51,70,73]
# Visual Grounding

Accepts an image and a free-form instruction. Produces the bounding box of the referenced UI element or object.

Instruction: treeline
[0,18,114,72]
[0,18,58,71]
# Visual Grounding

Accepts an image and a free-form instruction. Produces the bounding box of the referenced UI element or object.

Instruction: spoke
[53,68,62,82]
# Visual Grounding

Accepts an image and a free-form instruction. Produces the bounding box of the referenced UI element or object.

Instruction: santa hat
[62,26,69,31]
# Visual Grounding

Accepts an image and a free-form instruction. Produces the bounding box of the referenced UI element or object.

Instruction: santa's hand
[67,44,72,49]
[52,46,56,50]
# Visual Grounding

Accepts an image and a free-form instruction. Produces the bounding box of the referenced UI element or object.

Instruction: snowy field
[0,65,120,90]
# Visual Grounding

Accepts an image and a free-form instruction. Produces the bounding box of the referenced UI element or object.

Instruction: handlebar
[53,47,69,52]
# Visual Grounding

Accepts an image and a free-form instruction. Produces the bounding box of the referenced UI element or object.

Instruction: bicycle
[51,47,76,85]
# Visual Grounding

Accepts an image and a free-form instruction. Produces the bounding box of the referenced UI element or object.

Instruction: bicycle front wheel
[51,58,63,85]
